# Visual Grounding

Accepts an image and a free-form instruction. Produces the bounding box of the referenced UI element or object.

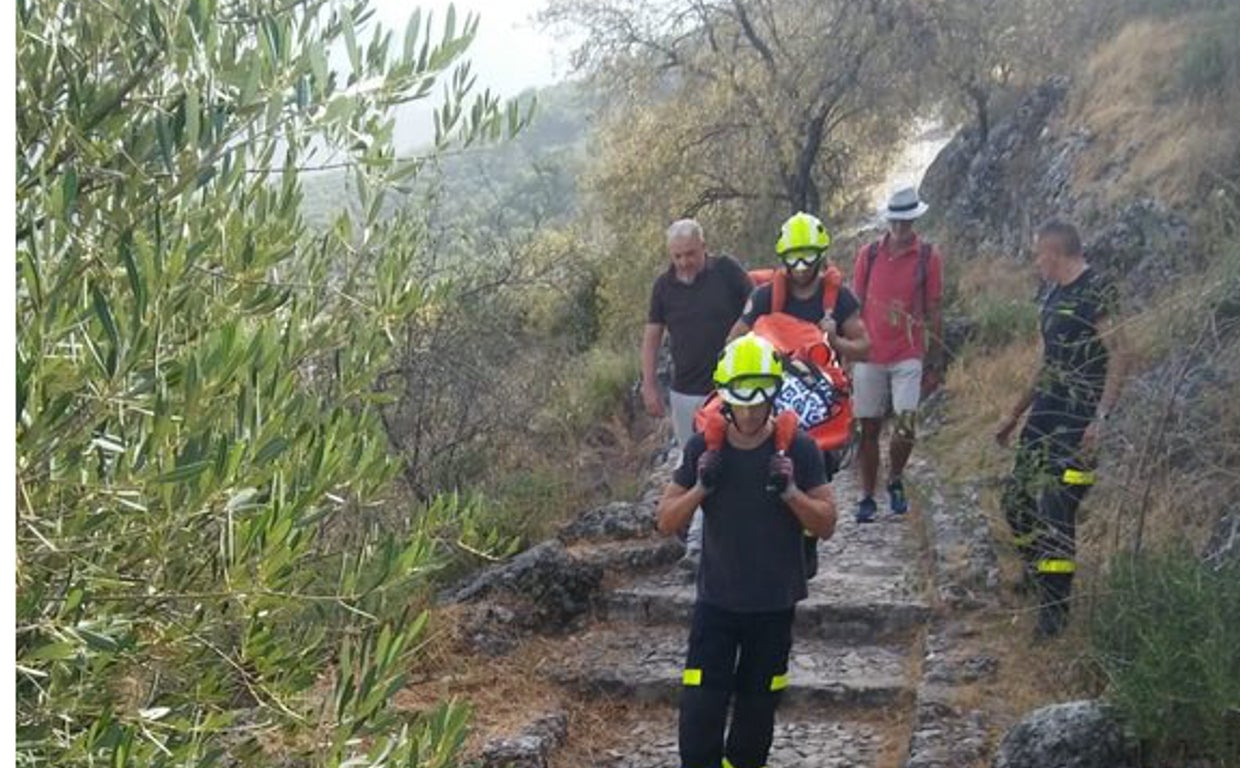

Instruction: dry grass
[930,340,1040,484]
[1070,17,1240,206]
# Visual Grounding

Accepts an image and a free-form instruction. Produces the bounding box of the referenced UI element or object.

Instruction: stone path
[472,451,1003,768]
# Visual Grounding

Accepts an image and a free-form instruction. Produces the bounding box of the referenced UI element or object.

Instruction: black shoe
[888,478,909,515]
[855,497,878,523]
[1034,603,1069,640]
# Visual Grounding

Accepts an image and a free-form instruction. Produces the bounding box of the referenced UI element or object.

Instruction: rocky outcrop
[921,76,1075,259]
[993,700,1132,768]
[449,540,603,641]
[920,76,1195,302]
[478,712,569,768]
[558,500,657,543]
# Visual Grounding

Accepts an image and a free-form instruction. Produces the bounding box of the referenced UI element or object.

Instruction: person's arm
[726,317,752,342]
[921,298,946,395]
[823,288,869,362]
[1080,314,1130,455]
[995,369,1040,447]
[781,484,837,540]
[656,481,709,536]
[925,249,946,371]
[828,314,870,362]
[641,322,667,418]
[727,285,765,341]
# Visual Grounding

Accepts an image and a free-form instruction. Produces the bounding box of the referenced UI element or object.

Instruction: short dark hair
[1037,219,1083,256]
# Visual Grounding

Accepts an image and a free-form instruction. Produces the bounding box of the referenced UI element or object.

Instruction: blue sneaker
[888,478,909,515]
[855,497,877,523]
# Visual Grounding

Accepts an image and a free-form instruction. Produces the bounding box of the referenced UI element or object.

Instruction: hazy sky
[359,0,575,149]
[370,0,571,96]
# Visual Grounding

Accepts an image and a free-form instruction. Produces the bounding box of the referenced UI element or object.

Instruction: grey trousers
[671,390,708,553]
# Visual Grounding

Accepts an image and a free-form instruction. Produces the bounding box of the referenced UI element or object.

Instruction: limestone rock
[478,712,568,768]
[449,540,603,634]
[994,700,1131,768]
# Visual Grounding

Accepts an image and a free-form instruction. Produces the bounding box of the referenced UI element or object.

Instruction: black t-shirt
[673,430,827,612]
[1032,267,1117,418]
[740,280,861,329]
[648,255,753,395]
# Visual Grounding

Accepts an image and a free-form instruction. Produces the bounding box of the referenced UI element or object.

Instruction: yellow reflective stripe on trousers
[769,674,788,692]
[682,668,702,686]
[1062,468,1095,486]
[1036,558,1076,574]
[722,760,766,768]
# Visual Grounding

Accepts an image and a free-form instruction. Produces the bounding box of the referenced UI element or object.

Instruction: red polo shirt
[852,234,944,364]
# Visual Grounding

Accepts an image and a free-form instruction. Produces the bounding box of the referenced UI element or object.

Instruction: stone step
[583,703,887,768]
[552,625,914,711]
[605,500,932,640]
[565,537,683,573]
[605,578,930,643]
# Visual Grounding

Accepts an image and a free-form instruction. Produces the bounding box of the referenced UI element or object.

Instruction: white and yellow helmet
[714,333,784,405]
[775,212,831,256]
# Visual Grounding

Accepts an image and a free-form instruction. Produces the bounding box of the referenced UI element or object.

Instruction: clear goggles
[780,250,823,270]
[719,375,782,406]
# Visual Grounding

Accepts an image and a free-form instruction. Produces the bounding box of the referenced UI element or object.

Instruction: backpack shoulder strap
[773,410,799,452]
[915,241,932,318]
[770,270,787,314]
[821,265,842,315]
[860,241,880,309]
[702,408,728,451]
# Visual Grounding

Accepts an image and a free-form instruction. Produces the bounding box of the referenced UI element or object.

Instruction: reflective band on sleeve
[1036,558,1076,574]
[1062,468,1095,486]
[769,674,788,692]
[682,668,702,687]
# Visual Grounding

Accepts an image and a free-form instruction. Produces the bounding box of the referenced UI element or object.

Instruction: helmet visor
[780,250,823,270]
[718,374,781,406]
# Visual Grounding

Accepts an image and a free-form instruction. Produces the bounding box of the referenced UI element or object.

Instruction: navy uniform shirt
[674,430,827,612]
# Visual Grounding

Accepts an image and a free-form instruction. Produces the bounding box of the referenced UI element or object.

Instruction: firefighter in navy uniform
[996,219,1129,639]
[656,333,837,768]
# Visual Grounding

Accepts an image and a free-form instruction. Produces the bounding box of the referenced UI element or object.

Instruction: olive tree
[15,0,526,764]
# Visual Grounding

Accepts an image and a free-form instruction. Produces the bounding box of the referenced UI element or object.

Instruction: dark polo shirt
[647,254,752,395]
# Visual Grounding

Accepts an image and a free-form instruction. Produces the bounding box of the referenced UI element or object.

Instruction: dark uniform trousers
[1001,406,1095,634]
[679,601,795,768]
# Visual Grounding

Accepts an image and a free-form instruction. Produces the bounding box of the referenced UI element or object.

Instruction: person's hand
[1079,420,1101,461]
[818,316,838,342]
[697,450,723,493]
[641,381,665,418]
[994,413,1019,447]
[768,454,795,497]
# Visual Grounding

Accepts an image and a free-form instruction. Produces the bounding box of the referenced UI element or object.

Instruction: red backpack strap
[773,410,799,452]
[702,408,728,451]
[770,270,787,314]
[860,241,880,309]
[915,241,932,319]
[821,265,842,315]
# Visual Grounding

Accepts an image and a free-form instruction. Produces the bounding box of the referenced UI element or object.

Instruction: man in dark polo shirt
[642,219,753,571]
[995,219,1129,639]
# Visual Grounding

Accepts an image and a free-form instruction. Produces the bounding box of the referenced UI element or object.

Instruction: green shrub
[15,0,525,763]
[557,346,639,433]
[1089,551,1240,765]
[967,295,1041,350]
[1179,9,1240,98]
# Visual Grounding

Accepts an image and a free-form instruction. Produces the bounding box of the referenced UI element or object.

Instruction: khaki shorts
[852,359,923,419]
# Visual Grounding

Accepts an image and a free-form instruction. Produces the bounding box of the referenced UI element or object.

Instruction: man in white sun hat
[851,186,945,523]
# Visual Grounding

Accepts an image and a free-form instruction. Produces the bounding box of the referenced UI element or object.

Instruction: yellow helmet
[714,333,784,406]
[775,212,831,256]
